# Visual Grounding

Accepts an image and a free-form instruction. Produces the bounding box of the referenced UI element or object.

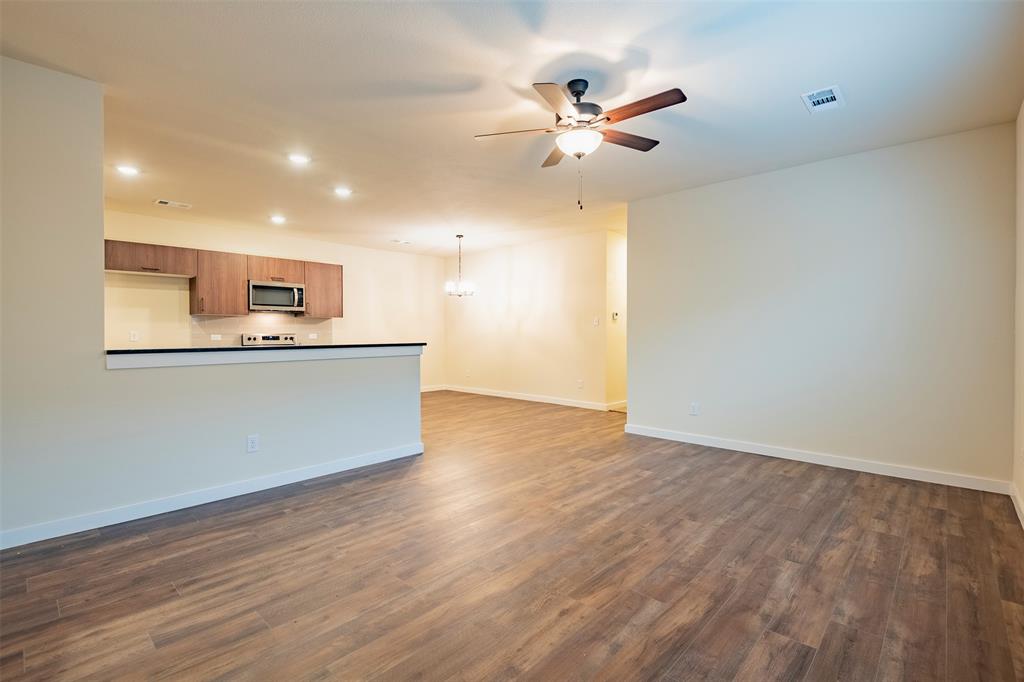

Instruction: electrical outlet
[576,379,584,390]
[246,434,260,453]
[592,316,600,327]
[128,330,139,342]
[308,332,319,340]
[210,334,222,341]
[689,402,700,416]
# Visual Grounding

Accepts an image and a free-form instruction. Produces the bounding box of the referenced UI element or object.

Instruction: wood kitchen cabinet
[104,239,197,277]
[190,250,248,316]
[247,255,305,284]
[303,261,344,318]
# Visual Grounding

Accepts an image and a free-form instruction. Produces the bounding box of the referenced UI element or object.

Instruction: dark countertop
[106,342,427,355]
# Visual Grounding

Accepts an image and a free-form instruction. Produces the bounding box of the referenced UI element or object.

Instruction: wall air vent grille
[801,86,845,113]
[153,199,192,209]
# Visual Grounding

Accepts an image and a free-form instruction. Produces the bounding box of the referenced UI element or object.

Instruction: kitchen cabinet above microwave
[104,240,197,277]
[247,255,305,284]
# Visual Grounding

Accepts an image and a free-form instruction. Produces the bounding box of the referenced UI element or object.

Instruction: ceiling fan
[475,78,687,167]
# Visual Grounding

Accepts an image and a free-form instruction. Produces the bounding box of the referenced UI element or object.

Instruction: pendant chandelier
[444,234,476,297]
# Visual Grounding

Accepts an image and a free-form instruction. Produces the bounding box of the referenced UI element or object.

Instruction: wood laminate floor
[2,391,1023,680]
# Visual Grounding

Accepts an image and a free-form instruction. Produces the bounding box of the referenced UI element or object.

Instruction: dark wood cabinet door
[247,256,305,284]
[104,239,197,277]
[190,250,248,316]
[303,262,343,318]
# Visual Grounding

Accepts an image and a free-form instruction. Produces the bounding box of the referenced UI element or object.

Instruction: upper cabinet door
[247,255,305,284]
[190,250,248,316]
[104,239,197,277]
[303,262,344,318]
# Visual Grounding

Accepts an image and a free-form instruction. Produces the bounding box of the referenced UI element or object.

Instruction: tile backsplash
[190,314,333,347]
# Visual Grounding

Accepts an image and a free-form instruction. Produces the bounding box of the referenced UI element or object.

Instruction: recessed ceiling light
[116,165,139,176]
[270,215,287,225]
[288,153,311,166]
[334,186,353,198]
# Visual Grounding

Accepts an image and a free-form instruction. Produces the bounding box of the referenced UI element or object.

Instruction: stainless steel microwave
[249,280,305,312]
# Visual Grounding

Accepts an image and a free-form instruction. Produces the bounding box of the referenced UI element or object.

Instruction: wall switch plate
[308,332,319,340]
[689,402,700,416]
[210,334,222,341]
[246,434,260,453]
[592,316,600,327]
[128,331,139,342]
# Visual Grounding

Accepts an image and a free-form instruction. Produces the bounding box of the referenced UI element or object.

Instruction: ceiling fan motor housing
[572,101,603,121]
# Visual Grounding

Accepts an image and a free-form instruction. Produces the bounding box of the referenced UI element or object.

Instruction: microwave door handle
[293,287,298,307]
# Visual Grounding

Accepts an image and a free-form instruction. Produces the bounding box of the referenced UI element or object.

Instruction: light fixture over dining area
[444,234,475,297]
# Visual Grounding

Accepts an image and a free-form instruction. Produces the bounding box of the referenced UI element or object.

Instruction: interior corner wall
[628,123,1016,487]
[1015,100,1024,510]
[605,231,627,407]
[443,230,611,409]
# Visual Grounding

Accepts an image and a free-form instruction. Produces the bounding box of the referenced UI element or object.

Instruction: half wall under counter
[2,342,427,549]
[106,342,426,369]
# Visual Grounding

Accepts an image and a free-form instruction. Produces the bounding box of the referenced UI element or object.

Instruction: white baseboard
[1011,483,1024,530]
[624,423,1011,495]
[444,384,612,411]
[420,384,449,392]
[606,400,628,411]
[0,442,424,550]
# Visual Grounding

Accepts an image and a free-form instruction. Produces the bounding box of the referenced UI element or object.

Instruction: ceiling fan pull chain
[578,164,584,211]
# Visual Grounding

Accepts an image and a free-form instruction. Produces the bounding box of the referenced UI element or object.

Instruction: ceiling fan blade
[533,83,577,119]
[475,127,554,139]
[602,129,660,152]
[603,88,687,124]
[541,146,564,167]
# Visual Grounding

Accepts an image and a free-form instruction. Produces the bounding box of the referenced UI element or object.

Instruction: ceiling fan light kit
[556,128,603,158]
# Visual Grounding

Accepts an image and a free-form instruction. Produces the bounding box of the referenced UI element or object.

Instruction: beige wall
[444,230,614,408]
[605,231,627,407]
[629,124,1016,484]
[1016,101,1024,503]
[1,58,422,545]
[104,210,447,387]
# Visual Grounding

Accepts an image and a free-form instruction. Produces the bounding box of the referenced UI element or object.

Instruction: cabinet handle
[140,266,161,272]
[200,297,205,313]
[271,276,284,282]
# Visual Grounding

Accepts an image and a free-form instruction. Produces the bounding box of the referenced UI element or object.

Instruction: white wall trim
[421,384,449,392]
[0,442,423,550]
[1011,483,1024,531]
[444,384,613,411]
[106,344,423,370]
[624,423,1011,494]
[606,400,628,411]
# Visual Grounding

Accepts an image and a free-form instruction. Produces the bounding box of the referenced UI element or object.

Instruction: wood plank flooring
[2,390,1023,680]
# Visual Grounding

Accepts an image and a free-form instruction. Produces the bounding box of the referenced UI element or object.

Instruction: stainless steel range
[241,333,298,346]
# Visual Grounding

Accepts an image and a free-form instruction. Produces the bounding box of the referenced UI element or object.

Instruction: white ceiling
[3,1,1023,254]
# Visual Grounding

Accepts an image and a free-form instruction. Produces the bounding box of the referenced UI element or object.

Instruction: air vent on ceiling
[153,198,192,209]
[801,86,845,113]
